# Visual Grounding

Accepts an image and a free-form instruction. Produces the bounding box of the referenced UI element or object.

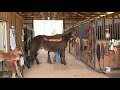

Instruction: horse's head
[63,31,73,42]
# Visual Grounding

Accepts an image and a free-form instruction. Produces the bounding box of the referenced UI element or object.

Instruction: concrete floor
[23,49,109,78]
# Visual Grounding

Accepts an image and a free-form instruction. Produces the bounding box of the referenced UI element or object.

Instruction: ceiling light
[100,14,106,17]
[96,16,100,18]
[73,12,77,14]
[48,17,50,20]
[106,12,114,14]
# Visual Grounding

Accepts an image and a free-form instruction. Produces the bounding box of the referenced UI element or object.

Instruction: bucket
[106,66,111,72]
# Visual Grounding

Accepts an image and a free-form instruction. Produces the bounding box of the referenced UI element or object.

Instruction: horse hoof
[28,66,31,69]
[64,63,66,65]
[48,61,52,64]
[36,62,40,64]
[61,62,64,64]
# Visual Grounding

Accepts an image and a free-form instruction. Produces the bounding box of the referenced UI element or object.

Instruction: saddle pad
[44,38,62,41]
[43,35,62,42]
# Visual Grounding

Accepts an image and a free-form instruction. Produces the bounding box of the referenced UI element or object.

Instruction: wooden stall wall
[15,13,23,50]
[0,12,23,51]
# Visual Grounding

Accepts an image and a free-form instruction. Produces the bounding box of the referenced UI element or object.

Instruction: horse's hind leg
[62,50,66,65]
[60,52,64,64]
[47,51,52,64]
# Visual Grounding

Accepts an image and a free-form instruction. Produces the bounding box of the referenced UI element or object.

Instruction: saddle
[43,36,62,42]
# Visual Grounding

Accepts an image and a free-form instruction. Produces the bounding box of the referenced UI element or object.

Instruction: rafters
[16,12,117,20]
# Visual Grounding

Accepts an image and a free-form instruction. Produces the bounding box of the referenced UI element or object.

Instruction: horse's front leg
[33,52,40,64]
[47,51,52,64]
[14,61,23,78]
[11,63,17,78]
[11,71,16,78]
[34,55,40,64]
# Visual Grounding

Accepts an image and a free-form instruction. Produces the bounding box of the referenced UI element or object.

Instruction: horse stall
[0,12,24,78]
[95,18,120,70]
[68,18,120,71]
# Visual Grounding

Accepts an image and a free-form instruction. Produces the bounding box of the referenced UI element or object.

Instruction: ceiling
[17,12,118,21]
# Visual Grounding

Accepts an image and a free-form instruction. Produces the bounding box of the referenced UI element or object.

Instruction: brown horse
[28,31,72,66]
[0,48,22,78]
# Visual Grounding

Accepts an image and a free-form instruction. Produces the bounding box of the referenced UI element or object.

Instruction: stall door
[79,22,96,69]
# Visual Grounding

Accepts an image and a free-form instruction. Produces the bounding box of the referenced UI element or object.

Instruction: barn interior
[0,12,120,78]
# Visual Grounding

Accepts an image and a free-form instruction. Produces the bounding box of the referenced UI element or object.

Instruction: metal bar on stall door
[118,23,120,40]
[100,26,102,40]
[110,24,112,40]
[103,19,105,40]
[94,18,97,70]
[109,24,111,40]
[102,23,104,40]
[100,19,102,40]
[101,25,103,40]
[112,18,114,39]
[98,26,99,40]
[99,25,101,40]
[114,22,116,40]
[102,19,103,40]
[110,24,112,39]
[97,22,99,40]
[116,23,117,40]
[117,19,119,39]
[96,21,98,40]
[116,22,118,40]
[117,23,119,40]
[99,26,101,40]
[115,23,117,40]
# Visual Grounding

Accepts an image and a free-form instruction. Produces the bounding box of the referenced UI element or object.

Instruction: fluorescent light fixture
[106,12,114,14]
[96,16,100,18]
[48,17,50,20]
[100,14,106,17]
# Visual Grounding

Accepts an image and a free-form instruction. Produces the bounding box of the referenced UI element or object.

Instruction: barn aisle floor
[23,49,108,78]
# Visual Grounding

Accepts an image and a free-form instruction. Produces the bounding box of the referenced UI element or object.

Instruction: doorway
[0,20,7,52]
[0,20,7,73]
